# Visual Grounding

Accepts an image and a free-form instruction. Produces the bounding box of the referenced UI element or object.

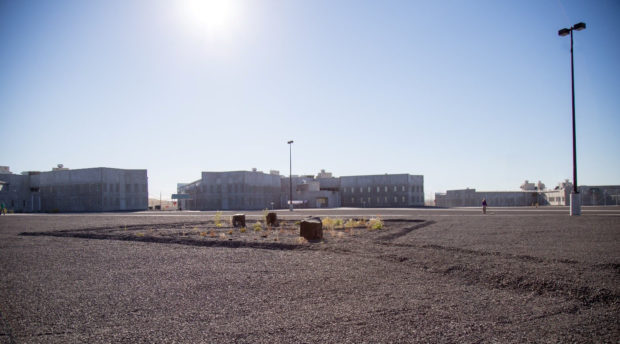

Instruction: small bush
[322,217,335,231]
[253,221,263,232]
[214,211,223,227]
[367,217,384,230]
[240,227,247,233]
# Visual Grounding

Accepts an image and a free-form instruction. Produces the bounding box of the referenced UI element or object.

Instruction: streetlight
[287,140,294,211]
[558,21,586,216]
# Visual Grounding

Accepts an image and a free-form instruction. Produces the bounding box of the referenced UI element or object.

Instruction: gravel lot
[1,209,618,343]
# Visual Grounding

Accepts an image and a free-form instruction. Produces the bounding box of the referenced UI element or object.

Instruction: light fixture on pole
[287,140,294,211]
[558,21,586,216]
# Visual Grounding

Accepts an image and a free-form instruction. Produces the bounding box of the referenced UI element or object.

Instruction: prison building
[279,174,341,208]
[0,166,148,212]
[339,174,424,208]
[178,170,281,211]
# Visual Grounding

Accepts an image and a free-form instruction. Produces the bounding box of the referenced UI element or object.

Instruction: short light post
[558,22,586,216]
[287,140,294,211]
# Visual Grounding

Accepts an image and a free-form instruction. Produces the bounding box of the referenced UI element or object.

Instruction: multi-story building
[0,165,148,212]
[340,174,424,207]
[434,179,620,207]
[177,169,281,211]
[178,169,424,210]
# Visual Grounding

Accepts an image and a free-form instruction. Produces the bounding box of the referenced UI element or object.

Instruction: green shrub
[367,217,384,230]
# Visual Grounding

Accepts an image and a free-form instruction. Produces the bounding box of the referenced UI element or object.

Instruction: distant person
[0,202,6,215]
[482,198,487,214]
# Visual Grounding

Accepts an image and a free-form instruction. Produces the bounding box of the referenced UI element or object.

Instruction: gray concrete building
[0,166,148,212]
[178,169,281,211]
[340,174,425,207]
[280,173,341,208]
[434,180,620,207]
[178,169,424,210]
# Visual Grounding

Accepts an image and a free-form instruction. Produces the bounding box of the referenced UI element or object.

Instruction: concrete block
[232,214,246,227]
[266,212,277,226]
[300,217,322,240]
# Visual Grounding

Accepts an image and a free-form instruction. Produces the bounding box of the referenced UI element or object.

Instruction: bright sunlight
[177,0,241,38]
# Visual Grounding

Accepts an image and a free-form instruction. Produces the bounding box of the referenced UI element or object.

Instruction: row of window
[184,184,279,194]
[342,185,423,193]
[39,183,147,194]
[347,195,424,204]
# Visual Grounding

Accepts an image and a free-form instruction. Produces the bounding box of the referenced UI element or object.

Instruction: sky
[1,0,619,201]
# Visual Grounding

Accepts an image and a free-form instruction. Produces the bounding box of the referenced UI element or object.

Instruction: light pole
[287,140,294,211]
[558,22,586,216]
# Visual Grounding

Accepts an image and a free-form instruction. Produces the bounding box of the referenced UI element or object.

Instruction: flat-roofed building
[178,170,281,211]
[0,166,148,212]
[177,170,424,210]
[340,174,424,208]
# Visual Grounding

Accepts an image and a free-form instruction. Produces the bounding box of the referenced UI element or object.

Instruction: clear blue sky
[1,0,619,200]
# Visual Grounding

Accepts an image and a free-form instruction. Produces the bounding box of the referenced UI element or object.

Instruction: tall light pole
[558,22,586,216]
[287,140,294,211]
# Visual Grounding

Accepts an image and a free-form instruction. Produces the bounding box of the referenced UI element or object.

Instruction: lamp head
[287,140,294,144]
[573,22,586,31]
[558,28,570,37]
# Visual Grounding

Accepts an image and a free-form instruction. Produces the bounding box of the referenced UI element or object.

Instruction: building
[178,169,281,211]
[280,174,341,209]
[177,169,424,210]
[434,180,620,207]
[0,165,148,212]
[340,174,424,208]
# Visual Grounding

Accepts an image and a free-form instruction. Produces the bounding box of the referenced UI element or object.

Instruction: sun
[178,0,239,38]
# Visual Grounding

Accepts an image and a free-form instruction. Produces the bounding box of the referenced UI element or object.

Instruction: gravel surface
[0,211,618,343]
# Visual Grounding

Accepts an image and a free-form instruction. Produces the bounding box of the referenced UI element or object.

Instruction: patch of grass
[334,218,343,228]
[136,232,144,237]
[240,227,247,233]
[253,221,263,232]
[227,229,233,235]
[322,217,336,231]
[367,217,384,231]
[214,211,223,227]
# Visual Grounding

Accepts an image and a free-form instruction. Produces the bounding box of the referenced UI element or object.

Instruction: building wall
[434,183,620,207]
[0,168,147,212]
[0,173,32,212]
[340,174,424,207]
[179,170,281,211]
[178,171,423,210]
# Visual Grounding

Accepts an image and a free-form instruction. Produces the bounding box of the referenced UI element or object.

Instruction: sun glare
[179,0,240,38]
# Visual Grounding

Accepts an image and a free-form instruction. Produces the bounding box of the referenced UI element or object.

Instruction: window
[402,186,405,192]
[376,186,380,192]
[394,186,397,192]
[351,197,355,203]
[402,196,406,203]
[394,196,398,202]
[368,187,371,193]
[384,186,388,192]
[359,187,363,193]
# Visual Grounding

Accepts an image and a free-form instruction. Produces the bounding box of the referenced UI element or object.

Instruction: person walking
[482,198,487,214]
[0,202,6,215]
